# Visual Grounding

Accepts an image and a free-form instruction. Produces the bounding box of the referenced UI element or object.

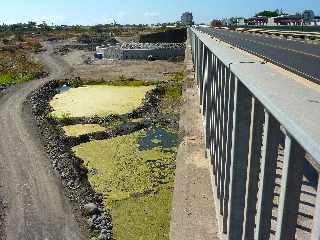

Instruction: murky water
[138,127,177,152]
[57,84,70,93]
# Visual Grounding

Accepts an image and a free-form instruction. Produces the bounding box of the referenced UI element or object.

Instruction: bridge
[198,27,320,83]
[188,27,320,239]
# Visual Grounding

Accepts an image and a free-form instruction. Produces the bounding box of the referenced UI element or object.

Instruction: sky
[0,0,319,25]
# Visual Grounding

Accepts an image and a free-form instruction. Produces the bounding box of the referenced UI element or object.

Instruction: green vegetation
[112,188,172,240]
[69,78,83,88]
[106,78,159,87]
[73,127,177,240]
[255,9,282,17]
[62,124,107,137]
[164,72,183,98]
[0,51,44,85]
[48,112,71,123]
[70,77,160,87]
[50,85,154,118]
[89,228,100,238]
[0,74,15,85]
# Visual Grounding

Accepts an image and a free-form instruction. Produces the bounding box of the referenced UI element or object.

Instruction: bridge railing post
[242,98,265,240]
[227,80,252,240]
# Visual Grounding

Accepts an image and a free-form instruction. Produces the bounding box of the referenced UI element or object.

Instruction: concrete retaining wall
[96,46,185,60]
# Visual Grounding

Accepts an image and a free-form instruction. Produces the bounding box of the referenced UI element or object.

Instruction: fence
[189,27,320,239]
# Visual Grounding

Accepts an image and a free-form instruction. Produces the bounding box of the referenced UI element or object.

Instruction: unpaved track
[0,44,87,240]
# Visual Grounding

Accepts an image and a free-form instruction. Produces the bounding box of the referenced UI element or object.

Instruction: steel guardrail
[189,27,320,240]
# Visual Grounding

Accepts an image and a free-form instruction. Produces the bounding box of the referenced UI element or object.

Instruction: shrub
[0,74,14,85]
[69,78,83,88]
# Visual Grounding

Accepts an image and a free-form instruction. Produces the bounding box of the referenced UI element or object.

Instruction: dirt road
[0,43,87,240]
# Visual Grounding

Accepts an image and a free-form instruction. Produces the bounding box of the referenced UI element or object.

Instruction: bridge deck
[170,43,219,240]
[199,27,320,83]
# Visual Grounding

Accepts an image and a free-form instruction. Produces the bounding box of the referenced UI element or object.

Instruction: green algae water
[73,127,177,240]
[50,85,154,118]
[62,124,106,137]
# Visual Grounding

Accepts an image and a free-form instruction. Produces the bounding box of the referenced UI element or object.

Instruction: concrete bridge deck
[170,40,219,240]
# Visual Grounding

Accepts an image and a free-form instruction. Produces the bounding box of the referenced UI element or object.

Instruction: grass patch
[89,228,100,238]
[69,78,83,88]
[67,77,160,88]
[73,127,177,240]
[0,74,15,85]
[62,124,107,137]
[164,83,182,98]
[106,78,159,87]
[48,112,72,123]
[168,72,183,82]
[163,72,183,98]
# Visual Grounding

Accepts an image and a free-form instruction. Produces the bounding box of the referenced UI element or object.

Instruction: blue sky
[0,0,319,25]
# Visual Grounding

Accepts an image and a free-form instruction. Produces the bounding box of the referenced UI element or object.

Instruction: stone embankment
[0,85,7,93]
[27,80,113,240]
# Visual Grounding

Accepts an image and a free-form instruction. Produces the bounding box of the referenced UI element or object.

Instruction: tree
[38,21,52,32]
[211,20,223,27]
[27,21,37,31]
[255,10,280,18]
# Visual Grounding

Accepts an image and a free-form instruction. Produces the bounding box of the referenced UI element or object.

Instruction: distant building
[223,17,244,26]
[245,16,268,26]
[303,10,315,21]
[303,10,315,24]
[274,14,303,26]
[181,12,193,26]
[267,17,276,26]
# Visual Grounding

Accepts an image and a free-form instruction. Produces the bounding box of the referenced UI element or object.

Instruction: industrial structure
[95,42,185,60]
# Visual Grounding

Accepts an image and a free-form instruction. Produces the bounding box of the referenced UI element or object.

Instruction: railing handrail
[191,27,320,168]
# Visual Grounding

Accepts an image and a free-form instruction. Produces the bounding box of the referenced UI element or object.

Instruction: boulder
[84,203,99,215]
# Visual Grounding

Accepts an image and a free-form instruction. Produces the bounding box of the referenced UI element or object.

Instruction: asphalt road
[198,27,320,83]
[0,44,87,240]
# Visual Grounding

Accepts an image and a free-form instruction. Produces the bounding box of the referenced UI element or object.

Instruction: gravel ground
[0,193,5,240]
[0,43,87,240]
[62,50,184,82]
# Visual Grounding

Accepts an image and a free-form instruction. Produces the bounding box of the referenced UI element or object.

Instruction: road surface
[0,44,87,240]
[199,27,320,83]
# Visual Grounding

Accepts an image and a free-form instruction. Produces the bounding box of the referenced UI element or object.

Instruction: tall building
[181,12,193,25]
[303,10,315,21]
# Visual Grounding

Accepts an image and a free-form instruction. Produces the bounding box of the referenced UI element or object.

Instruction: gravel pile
[54,46,71,56]
[0,85,7,92]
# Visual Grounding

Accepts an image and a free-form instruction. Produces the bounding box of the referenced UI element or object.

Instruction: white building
[267,17,276,26]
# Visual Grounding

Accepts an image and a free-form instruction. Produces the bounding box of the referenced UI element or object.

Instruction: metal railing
[189,27,320,240]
